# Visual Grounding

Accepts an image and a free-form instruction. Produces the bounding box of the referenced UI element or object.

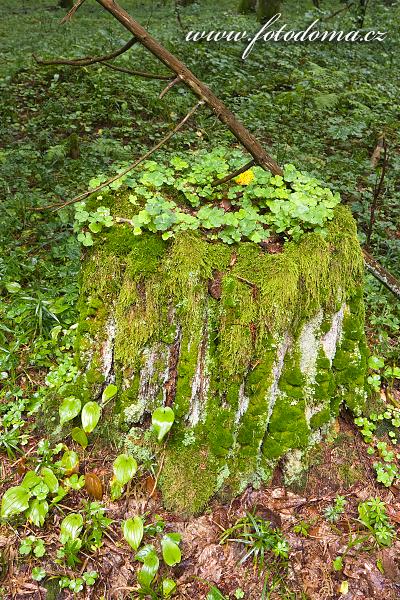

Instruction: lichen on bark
[76,194,367,514]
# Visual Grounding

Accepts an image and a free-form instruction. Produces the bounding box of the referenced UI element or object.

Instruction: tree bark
[239,0,256,13]
[256,0,281,22]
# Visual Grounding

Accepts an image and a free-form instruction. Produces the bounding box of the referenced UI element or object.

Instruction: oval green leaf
[162,578,177,598]
[40,467,59,494]
[137,550,159,589]
[26,498,49,527]
[152,406,175,442]
[60,513,83,543]
[101,384,118,403]
[71,427,88,449]
[161,535,181,566]
[113,454,137,486]
[1,486,31,519]
[81,401,101,433]
[21,470,41,490]
[122,516,144,551]
[59,397,81,426]
[60,450,79,475]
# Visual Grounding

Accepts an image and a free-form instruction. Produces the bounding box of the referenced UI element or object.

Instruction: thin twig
[33,101,204,212]
[235,275,257,289]
[60,0,87,24]
[159,75,181,99]
[174,0,186,32]
[324,1,354,20]
[102,61,172,80]
[363,249,400,300]
[366,139,388,248]
[33,37,137,67]
[212,159,256,187]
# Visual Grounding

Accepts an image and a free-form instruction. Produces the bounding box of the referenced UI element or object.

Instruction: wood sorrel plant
[74,147,340,246]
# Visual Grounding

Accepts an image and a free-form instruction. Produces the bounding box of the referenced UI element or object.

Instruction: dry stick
[325,1,354,20]
[60,0,87,24]
[94,0,282,176]
[39,101,203,211]
[212,159,256,187]
[362,249,400,300]
[159,75,181,99]
[33,36,137,67]
[101,61,172,80]
[366,140,387,248]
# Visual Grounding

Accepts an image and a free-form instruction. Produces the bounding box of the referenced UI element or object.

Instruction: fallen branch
[363,249,400,300]
[33,36,137,67]
[60,0,87,23]
[94,0,282,176]
[212,159,255,187]
[159,75,181,99]
[366,138,388,248]
[34,101,204,211]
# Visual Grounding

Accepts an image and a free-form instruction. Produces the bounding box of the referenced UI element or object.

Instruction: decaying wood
[366,137,388,248]
[159,75,182,99]
[370,134,385,168]
[363,249,400,300]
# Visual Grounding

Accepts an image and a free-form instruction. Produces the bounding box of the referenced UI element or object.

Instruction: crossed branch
[32,0,400,299]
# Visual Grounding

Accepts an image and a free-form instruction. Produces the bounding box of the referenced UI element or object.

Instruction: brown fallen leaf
[85,472,103,500]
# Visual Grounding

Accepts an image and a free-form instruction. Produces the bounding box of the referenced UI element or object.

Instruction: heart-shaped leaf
[40,467,59,494]
[368,355,385,370]
[88,221,102,234]
[71,427,88,449]
[137,549,159,589]
[26,498,49,527]
[60,513,83,543]
[59,397,81,426]
[81,401,101,433]
[101,384,118,403]
[123,516,144,551]
[1,486,31,519]
[161,534,181,566]
[151,407,175,442]
[113,454,137,486]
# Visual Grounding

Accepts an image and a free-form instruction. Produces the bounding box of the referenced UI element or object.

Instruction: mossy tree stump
[77,194,367,514]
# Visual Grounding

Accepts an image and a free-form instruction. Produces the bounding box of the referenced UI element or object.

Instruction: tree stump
[76,194,367,514]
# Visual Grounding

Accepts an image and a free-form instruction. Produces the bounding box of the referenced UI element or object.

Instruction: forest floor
[1,413,400,599]
[1,0,400,599]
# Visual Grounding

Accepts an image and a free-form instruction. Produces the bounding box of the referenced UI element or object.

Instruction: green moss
[160,443,220,515]
[75,204,367,514]
[310,407,331,429]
